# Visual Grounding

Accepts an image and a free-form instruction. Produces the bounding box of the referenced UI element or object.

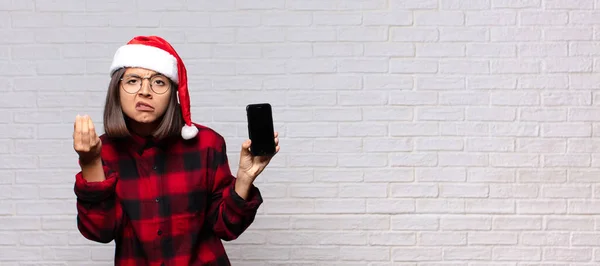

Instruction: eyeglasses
[120,74,171,95]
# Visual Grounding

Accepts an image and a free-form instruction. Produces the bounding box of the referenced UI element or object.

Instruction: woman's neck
[128,120,158,137]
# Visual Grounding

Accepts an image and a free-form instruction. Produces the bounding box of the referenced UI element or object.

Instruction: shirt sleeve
[208,134,263,241]
[73,163,122,244]
[74,164,117,203]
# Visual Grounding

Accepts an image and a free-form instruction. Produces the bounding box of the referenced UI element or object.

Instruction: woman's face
[119,67,172,125]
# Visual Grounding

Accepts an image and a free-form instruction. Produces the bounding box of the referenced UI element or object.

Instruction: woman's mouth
[135,101,154,111]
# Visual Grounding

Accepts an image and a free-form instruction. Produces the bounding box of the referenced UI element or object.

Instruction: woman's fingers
[73,115,98,151]
[88,116,98,146]
[82,115,91,148]
[74,115,83,149]
[72,115,77,142]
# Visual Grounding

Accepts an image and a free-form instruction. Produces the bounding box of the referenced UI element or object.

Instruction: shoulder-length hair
[102,67,184,140]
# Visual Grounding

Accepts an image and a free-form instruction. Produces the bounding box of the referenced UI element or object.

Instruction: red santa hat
[108,35,198,140]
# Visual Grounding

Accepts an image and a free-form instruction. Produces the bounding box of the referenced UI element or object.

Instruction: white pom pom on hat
[108,35,197,140]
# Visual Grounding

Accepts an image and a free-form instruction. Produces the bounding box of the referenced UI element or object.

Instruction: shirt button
[153,166,157,170]
[157,230,162,236]
[155,198,160,203]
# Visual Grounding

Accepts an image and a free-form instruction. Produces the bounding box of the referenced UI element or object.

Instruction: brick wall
[2,0,600,264]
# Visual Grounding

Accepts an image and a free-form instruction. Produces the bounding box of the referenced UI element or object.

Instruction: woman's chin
[137,118,158,124]
[128,114,158,124]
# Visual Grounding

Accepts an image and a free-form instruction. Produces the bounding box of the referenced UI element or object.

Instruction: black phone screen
[246,103,276,156]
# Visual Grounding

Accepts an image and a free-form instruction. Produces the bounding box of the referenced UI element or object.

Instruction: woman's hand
[73,115,102,165]
[236,132,280,186]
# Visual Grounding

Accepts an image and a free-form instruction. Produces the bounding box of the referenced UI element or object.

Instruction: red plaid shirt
[74,124,263,266]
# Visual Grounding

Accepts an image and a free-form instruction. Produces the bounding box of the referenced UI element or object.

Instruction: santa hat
[108,35,198,140]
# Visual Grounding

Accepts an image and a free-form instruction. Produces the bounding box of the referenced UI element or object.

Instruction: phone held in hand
[246,103,276,156]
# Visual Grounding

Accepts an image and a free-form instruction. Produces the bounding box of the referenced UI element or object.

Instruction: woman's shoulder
[192,122,225,141]
[191,123,223,139]
[96,133,126,161]
[98,133,119,150]
[178,123,227,150]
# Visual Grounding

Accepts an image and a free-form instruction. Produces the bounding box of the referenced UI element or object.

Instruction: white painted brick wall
[2,0,600,265]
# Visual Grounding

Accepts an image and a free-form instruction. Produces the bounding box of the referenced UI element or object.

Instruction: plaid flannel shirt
[74,124,263,266]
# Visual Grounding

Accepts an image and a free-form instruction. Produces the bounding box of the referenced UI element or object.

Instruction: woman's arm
[74,159,121,244]
[207,135,263,241]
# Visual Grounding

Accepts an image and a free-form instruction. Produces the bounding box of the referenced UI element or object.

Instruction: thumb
[240,140,252,155]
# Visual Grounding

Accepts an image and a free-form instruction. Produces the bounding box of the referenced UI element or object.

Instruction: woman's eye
[154,80,165,86]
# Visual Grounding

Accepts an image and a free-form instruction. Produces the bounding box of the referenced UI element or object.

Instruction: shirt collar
[125,133,171,155]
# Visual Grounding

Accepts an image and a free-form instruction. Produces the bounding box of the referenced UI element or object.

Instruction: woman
[72,35,279,266]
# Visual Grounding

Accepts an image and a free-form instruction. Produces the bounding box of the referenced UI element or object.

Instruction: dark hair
[102,68,184,140]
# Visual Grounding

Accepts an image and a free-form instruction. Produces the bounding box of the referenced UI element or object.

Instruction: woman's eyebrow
[124,73,165,78]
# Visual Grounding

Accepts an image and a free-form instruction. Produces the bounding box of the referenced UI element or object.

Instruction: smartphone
[246,103,276,156]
